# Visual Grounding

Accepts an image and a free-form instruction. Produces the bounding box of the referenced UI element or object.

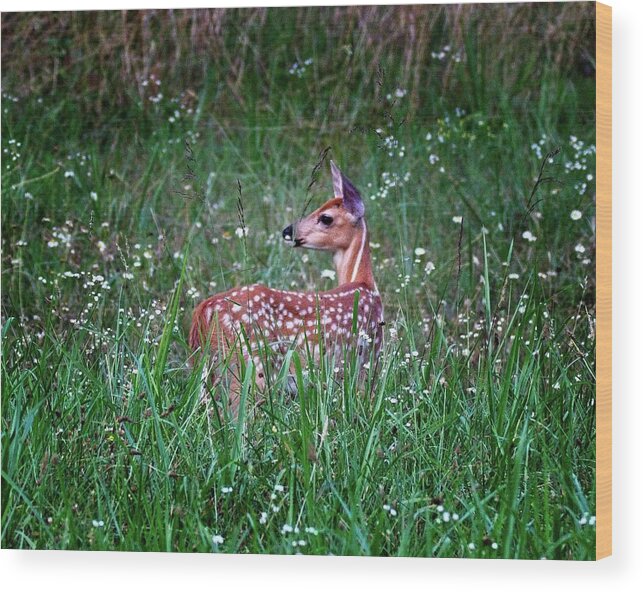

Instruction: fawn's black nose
[282,224,293,241]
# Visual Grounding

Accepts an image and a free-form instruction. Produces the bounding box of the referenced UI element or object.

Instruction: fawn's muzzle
[282,224,294,242]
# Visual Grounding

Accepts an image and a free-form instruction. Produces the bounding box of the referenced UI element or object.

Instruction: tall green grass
[2,4,596,558]
[2,5,595,128]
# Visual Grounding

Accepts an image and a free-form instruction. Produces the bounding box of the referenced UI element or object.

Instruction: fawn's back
[190,281,383,367]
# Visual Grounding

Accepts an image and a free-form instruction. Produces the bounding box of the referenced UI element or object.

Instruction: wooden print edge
[595,0,612,561]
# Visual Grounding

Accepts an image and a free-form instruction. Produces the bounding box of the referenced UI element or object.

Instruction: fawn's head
[282,161,366,251]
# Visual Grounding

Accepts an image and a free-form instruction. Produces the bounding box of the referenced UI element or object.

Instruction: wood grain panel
[596,0,612,561]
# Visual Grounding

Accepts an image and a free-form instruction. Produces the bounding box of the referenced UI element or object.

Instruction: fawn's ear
[330,160,344,197]
[330,160,365,220]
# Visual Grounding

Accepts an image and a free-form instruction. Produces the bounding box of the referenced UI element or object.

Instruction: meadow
[1,5,597,558]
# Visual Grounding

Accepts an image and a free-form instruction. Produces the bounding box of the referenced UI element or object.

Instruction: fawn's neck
[333,218,377,290]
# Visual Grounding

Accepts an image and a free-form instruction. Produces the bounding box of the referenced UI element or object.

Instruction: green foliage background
[2,4,597,558]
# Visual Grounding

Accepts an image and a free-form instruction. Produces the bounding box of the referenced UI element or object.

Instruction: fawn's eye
[318,214,333,226]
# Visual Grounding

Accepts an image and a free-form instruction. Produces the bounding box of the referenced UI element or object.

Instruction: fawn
[189,161,383,414]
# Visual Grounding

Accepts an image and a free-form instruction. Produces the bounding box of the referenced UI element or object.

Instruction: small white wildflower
[452,216,463,224]
[425,261,436,275]
[508,273,519,280]
[221,486,233,494]
[491,542,499,550]
[259,512,268,525]
[64,170,75,178]
[570,210,582,220]
[414,247,426,256]
[321,269,336,280]
[212,534,224,545]
[522,230,537,242]
[281,524,294,534]
[575,243,586,254]
[90,191,98,201]
[468,542,476,551]
[235,226,248,238]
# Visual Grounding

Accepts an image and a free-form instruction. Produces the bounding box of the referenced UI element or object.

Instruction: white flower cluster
[431,45,452,60]
[288,58,313,77]
[382,503,398,517]
[368,171,411,201]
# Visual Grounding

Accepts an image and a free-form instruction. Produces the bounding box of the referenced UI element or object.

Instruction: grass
[1,5,596,559]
